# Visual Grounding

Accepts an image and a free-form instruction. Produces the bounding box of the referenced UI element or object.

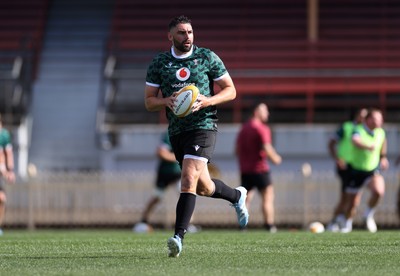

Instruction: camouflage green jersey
[146,45,229,136]
[350,124,386,172]
[0,128,11,150]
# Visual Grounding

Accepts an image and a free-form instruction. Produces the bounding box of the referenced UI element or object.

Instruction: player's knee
[370,177,385,196]
[373,188,385,198]
[181,173,196,185]
[180,175,198,192]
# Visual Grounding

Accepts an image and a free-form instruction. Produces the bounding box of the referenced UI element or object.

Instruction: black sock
[264,223,274,230]
[210,179,240,204]
[175,193,196,239]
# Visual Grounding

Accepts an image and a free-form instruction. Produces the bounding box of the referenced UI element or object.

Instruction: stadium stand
[0,0,49,126]
[102,0,400,125]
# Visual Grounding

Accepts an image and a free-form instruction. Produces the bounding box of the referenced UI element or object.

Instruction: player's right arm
[5,145,15,183]
[352,134,374,151]
[0,147,14,183]
[144,85,176,112]
[328,125,347,169]
[328,137,346,169]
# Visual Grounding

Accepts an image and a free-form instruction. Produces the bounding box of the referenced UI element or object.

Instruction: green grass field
[0,229,399,275]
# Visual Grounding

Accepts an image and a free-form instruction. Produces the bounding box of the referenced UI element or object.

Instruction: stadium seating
[106,0,400,123]
[0,0,48,76]
[0,0,49,125]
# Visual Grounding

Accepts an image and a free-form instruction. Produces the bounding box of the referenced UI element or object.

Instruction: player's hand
[336,159,347,170]
[167,92,179,111]
[191,94,210,113]
[367,144,375,151]
[380,157,389,171]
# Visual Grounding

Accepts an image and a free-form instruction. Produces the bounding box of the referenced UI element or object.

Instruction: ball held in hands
[173,85,199,118]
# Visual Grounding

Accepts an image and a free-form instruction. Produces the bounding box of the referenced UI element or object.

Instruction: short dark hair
[366,107,382,119]
[168,15,192,30]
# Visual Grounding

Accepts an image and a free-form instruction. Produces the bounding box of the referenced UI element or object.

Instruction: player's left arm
[263,143,282,165]
[192,74,236,111]
[379,138,389,171]
[5,146,15,183]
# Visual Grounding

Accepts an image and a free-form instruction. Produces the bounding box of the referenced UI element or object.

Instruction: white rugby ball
[309,221,325,233]
[173,85,199,118]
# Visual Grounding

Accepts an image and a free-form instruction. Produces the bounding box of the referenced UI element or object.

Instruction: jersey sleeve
[352,125,361,138]
[145,56,162,86]
[0,130,11,150]
[208,51,228,80]
[160,132,173,151]
[259,125,271,144]
[335,125,345,140]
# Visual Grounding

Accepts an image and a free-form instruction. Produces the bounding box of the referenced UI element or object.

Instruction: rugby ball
[173,85,199,118]
[308,221,325,233]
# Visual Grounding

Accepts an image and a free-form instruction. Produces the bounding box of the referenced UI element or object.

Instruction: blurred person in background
[326,108,367,232]
[235,103,282,233]
[0,115,16,235]
[144,15,248,257]
[133,131,200,233]
[341,108,389,233]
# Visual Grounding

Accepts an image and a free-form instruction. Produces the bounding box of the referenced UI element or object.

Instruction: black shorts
[346,166,376,193]
[241,172,272,192]
[155,172,181,190]
[170,129,216,166]
[336,165,350,193]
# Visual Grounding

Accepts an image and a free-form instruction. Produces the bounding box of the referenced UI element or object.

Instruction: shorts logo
[193,145,200,151]
[176,67,190,81]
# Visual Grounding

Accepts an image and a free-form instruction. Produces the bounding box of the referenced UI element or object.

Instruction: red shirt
[236,119,271,173]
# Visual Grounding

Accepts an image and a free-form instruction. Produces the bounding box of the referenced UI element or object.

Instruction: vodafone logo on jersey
[176,67,190,81]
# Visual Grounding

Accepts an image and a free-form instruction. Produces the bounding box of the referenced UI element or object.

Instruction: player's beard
[174,39,192,53]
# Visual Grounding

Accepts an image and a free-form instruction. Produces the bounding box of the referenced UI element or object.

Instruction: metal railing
[4,170,399,229]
